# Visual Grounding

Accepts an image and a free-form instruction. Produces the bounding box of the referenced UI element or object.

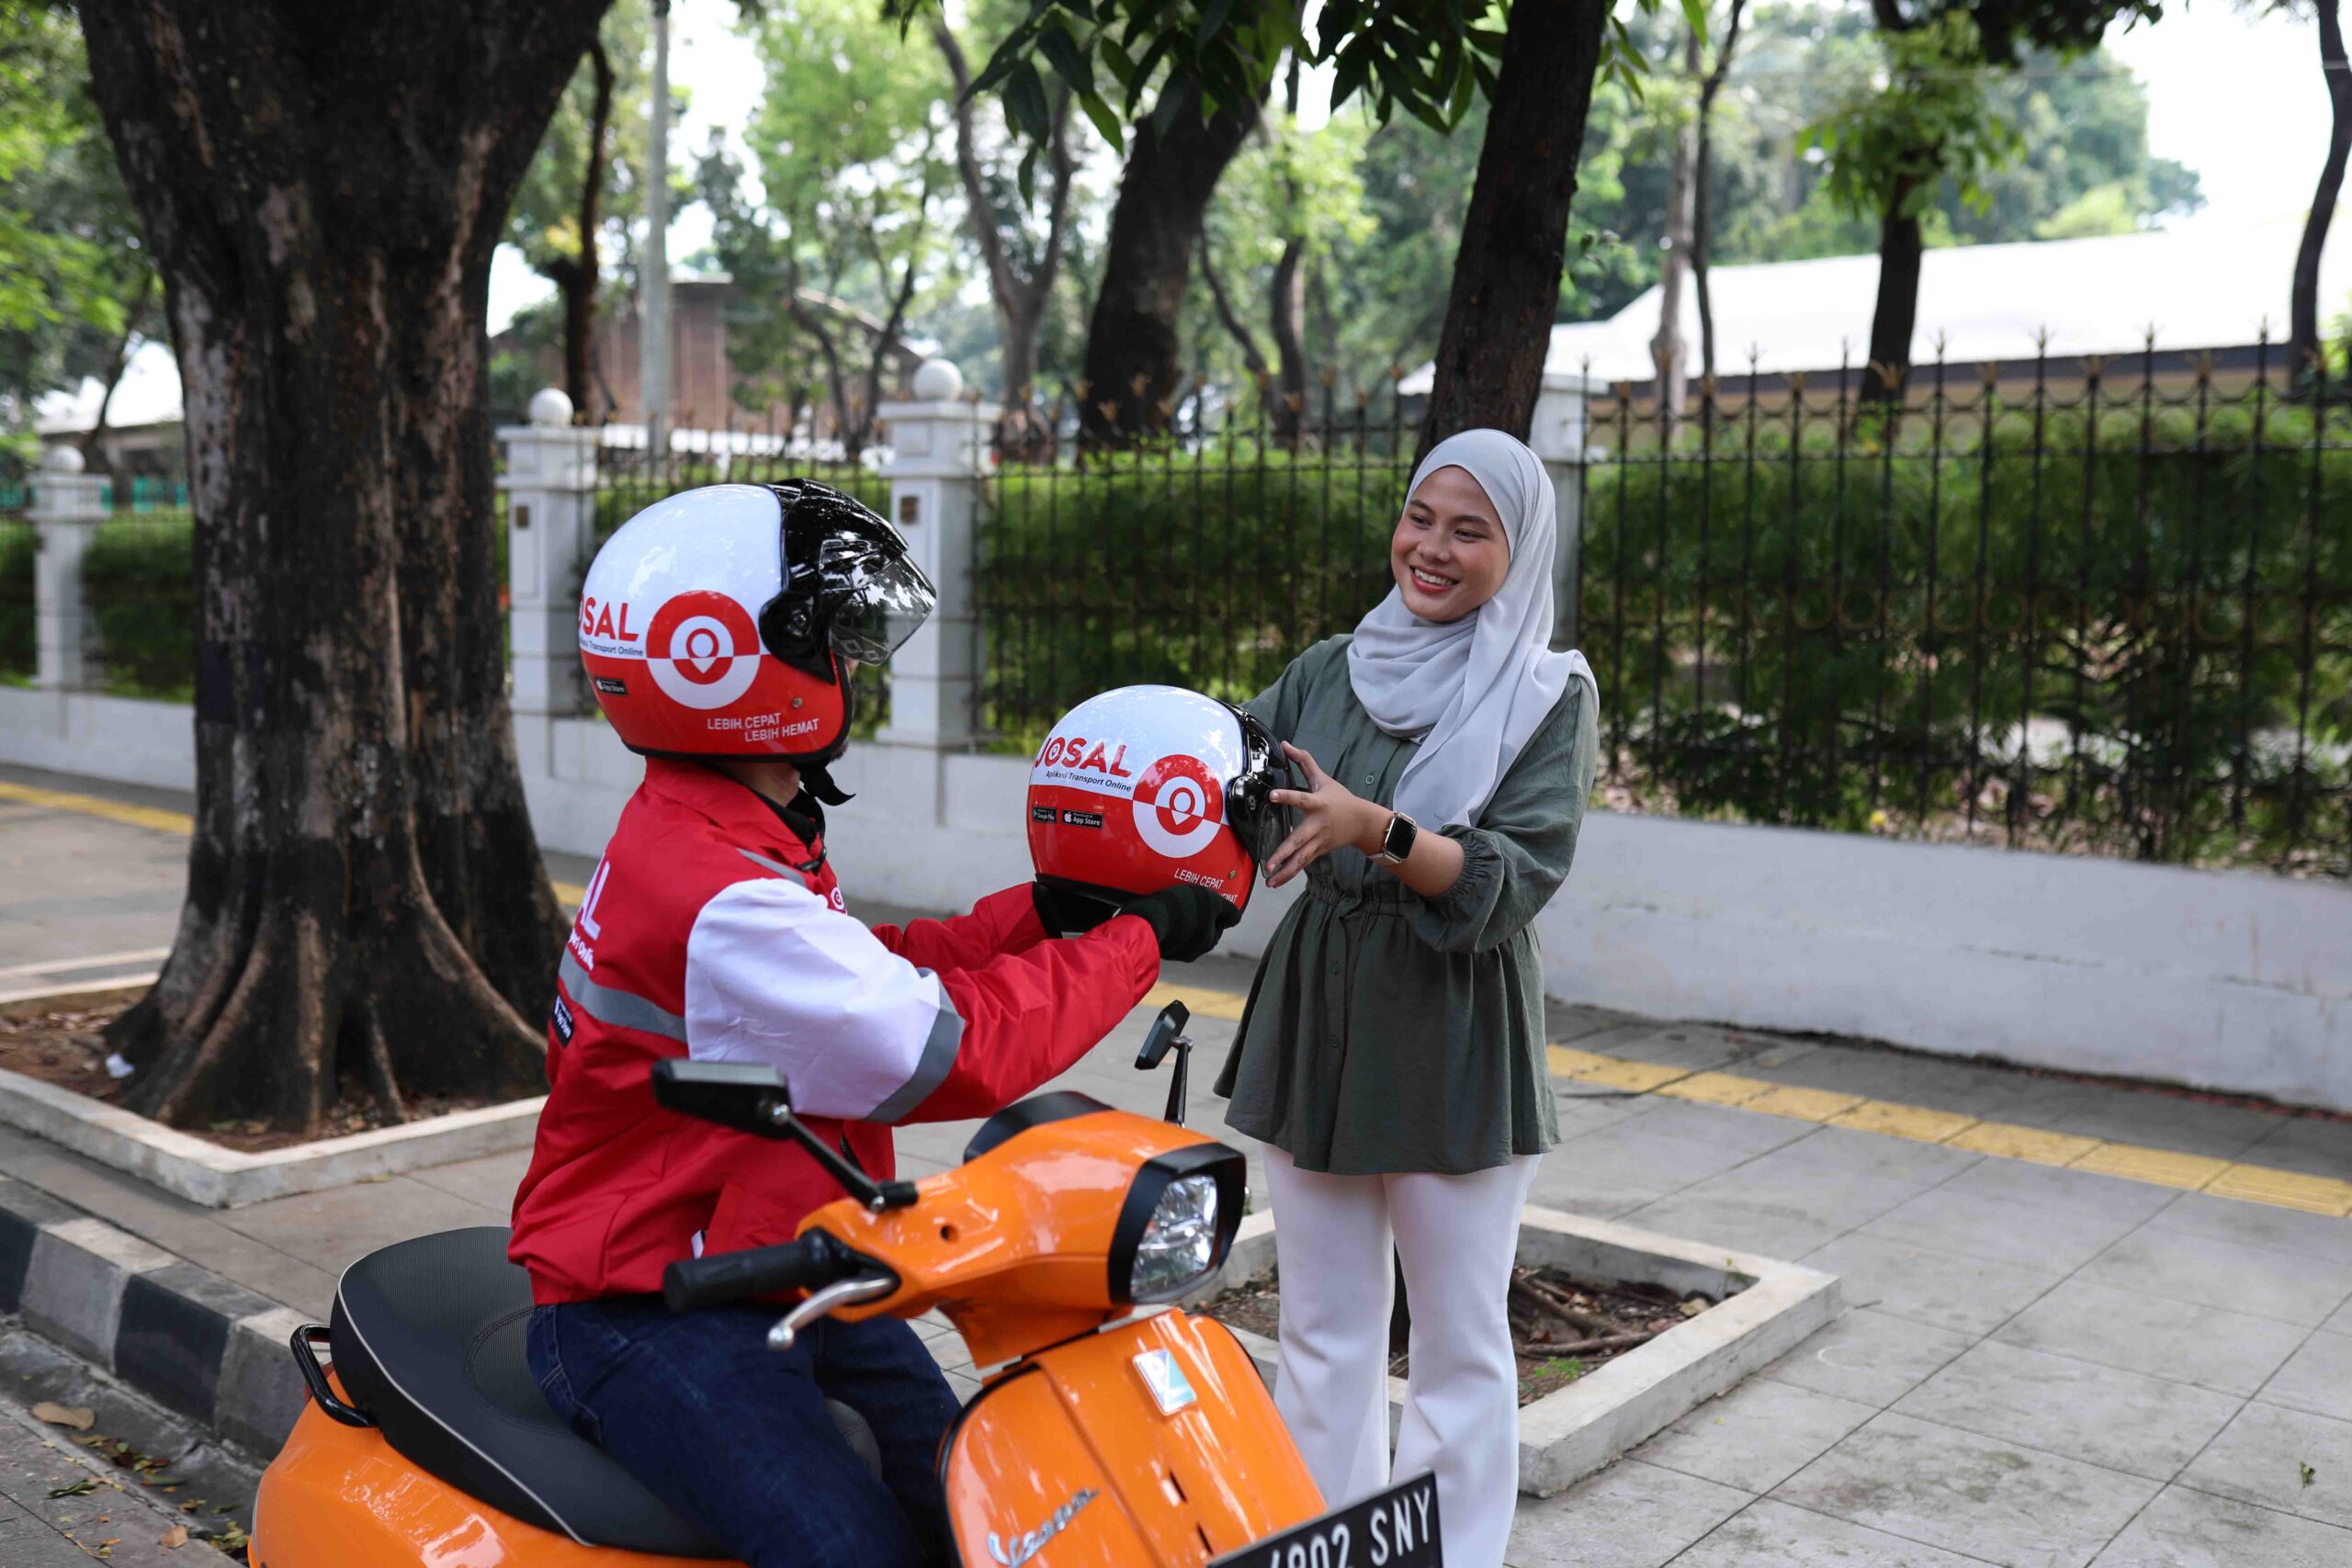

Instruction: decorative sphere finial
[40,445,86,474]
[528,387,575,428]
[911,358,963,402]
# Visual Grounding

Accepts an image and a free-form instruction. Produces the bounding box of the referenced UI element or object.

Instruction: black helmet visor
[760,482,938,675]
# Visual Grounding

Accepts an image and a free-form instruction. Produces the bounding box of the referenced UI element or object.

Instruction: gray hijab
[1346,429,1595,829]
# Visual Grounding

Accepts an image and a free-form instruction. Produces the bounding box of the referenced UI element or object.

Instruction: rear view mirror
[1136,1001,1190,1069]
[650,1060,917,1212]
[1135,1002,1193,1125]
[650,1060,794,1136]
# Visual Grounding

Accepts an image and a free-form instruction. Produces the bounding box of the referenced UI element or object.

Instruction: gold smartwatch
[1375,810,1419,864]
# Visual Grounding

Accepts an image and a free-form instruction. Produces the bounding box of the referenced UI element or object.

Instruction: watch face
[1384,813,1418,861]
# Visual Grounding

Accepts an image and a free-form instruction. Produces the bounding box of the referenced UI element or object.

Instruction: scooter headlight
[1109,1142,1247,1305]
[1131,1175,1220,1300]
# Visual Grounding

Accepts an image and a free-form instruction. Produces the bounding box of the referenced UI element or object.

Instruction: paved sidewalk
[5,764,2351,1563]
[0,1393,223,1565]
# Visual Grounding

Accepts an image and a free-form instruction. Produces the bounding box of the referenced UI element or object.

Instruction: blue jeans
[527,1299,960,1568]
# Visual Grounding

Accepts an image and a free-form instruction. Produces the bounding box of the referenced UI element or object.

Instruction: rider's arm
[867,884,1047,972]
[684,876,1157,1124]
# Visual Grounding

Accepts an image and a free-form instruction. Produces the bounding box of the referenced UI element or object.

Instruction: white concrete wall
[0,688,196,792]
[6,688,2347,1111]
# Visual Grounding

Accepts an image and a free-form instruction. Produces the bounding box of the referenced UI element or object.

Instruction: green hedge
[0,522,33,681]
[1578,403,2352,866]
[83,510,197,699]
[976,447,1410,745]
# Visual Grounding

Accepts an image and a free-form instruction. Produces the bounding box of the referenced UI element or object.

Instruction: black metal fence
[973,354,2350,876]
[975,385,1417,745]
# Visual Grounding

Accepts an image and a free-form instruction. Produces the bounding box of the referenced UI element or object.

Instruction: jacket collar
[641,757,825,864]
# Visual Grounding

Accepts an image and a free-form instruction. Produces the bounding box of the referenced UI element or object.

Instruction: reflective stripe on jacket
[509,757,1160,1303]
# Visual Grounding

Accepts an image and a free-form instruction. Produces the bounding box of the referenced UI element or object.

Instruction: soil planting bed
[1203,1265,1717,1406]
[0,993,495,1152]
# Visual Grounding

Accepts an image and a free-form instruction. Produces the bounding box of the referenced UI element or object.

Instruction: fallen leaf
[1678,1298,1707,1317]
[47,1478,98,1498]
[2301,1461,2317,1488]
[159,1524,188,1549]
[32,1402,95,1429]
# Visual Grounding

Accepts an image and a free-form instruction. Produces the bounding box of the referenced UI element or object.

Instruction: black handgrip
[662,1231,876,1313]
[288,1324,376,1428]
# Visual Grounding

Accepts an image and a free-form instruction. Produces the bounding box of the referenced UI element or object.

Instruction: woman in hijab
[1214,428,1600,1568]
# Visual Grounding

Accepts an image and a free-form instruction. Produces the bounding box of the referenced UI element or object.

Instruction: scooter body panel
[943,1310,1321,1568]
[250,1401,733,1568]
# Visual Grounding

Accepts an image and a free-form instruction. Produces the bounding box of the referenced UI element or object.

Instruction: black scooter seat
[328,1226,729,1559]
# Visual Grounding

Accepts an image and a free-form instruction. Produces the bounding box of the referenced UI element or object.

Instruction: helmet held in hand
[1027,685,1284,917]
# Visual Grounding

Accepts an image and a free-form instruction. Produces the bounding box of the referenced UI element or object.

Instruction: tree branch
[1198,234,1272,379]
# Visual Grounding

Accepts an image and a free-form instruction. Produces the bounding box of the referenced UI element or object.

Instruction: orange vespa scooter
[249,1003,1443,1568]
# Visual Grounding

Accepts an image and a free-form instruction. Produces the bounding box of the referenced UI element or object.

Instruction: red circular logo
[645,591,763,709]
[1130,755,1224,858]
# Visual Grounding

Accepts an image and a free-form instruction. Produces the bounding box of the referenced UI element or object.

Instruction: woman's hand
[1261,742,1387,888]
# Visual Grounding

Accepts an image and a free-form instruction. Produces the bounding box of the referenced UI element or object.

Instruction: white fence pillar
[30,446,107,690]
[497,389,600,722]
[1529,369,1600,651]
[877,358,1000,750]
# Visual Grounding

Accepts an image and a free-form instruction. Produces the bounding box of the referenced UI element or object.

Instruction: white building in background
[1404,215,2352,399]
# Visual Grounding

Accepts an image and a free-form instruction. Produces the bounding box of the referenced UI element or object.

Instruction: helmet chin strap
[795,759,854,807]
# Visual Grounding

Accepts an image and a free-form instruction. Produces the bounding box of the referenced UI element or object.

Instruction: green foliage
[976,446,1407,743]
[699,0,953,431]
[1579,401,2352,866]
[0,519,32,679]
[81,511,195,699]
[1803,15,2024,225]
[505,1,659,360]
[0,3,156,470]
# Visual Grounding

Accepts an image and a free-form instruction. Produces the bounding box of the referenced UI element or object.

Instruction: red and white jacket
[509,758,1160,1303]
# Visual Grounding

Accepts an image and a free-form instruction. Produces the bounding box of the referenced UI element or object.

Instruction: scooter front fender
[249,1400,729,1568]
[942,1310,1322,1568]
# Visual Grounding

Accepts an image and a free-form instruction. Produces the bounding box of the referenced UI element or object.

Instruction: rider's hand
[1123,886,1243,964]
[1032,878,1120,936]
[1261,742,1385,888]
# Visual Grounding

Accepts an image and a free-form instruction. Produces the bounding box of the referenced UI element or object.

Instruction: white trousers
[1261,1146,1542,1568]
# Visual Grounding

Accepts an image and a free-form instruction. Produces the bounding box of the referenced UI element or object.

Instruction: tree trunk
[1650,27,1701,427]
[1269,235,1309,445]
[78,268,156,476]
[2292,0,2352,395]
[1079,75,1258,443]
[76,0,595,1133]
[1862,179,1924,407]
[1419,0,1611,451]
[1693,0,1747,392]
[564,37,617,420]
[934,17,1075,455]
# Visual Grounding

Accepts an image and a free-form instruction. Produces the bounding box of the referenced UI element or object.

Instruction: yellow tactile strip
[0,778,193,836]
[1138,983,2352,1220]
[1545,1043,2350,1217]
[0,780,588,906]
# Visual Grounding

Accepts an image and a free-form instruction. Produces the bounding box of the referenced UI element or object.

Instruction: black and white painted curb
[0,1176,310,1459]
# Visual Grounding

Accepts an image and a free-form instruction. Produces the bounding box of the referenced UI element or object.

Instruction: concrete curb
[0,1176,308,1460]
[0,1067,544,1207]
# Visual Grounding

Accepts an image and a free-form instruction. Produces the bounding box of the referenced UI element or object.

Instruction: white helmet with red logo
[1027,686,1284,916]
[578,482,933,784]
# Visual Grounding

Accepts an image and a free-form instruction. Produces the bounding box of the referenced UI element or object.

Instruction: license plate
[1214,1472,1442,1568]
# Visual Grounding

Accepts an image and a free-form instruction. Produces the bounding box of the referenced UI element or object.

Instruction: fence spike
[1317,365,1337,388]
[1129,373,1149,398]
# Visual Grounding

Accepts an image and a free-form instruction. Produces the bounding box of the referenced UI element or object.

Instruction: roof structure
[1402,215,2352,393]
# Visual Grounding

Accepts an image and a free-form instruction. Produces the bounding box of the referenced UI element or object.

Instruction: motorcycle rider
[508,481,1239,1568]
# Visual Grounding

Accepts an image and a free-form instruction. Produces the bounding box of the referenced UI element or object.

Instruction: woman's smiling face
[1390,465,1510,622]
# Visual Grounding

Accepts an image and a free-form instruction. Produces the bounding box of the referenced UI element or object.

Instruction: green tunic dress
[1213,635,1600,1176]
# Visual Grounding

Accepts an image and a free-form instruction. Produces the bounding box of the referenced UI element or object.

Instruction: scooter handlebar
[662,1231,880,1313]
